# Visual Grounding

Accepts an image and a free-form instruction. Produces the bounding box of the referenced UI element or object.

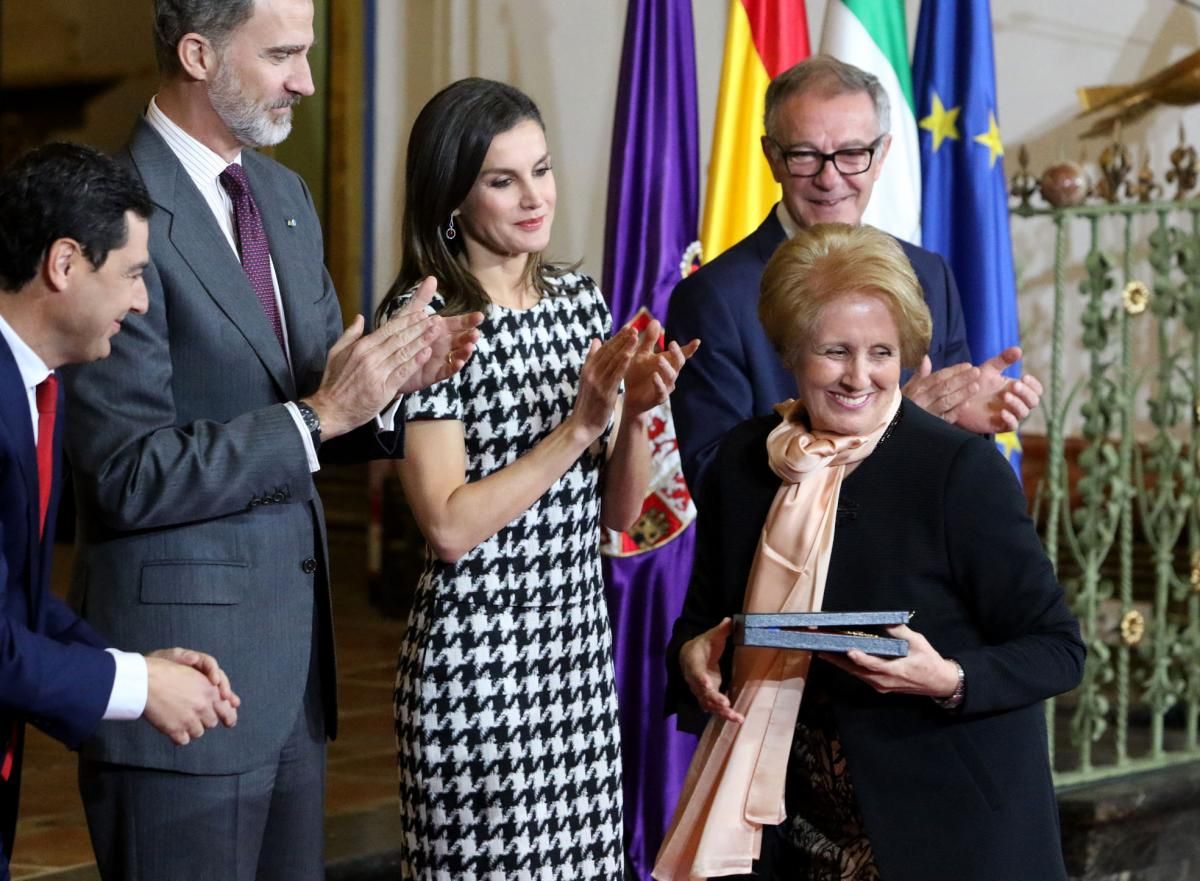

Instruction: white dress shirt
[776,201,802,240]
[0,314,147,720]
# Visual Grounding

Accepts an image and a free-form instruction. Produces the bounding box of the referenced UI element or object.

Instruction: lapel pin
[286,218,297,227]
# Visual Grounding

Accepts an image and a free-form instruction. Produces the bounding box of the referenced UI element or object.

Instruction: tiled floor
[9,468,410,879]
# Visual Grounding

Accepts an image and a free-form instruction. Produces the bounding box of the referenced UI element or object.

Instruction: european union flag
[913,0,1023,477]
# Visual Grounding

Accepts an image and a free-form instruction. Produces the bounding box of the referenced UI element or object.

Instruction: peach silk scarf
[652,389,901,881]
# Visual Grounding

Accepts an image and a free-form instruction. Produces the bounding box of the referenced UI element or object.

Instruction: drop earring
[445,213,457,241]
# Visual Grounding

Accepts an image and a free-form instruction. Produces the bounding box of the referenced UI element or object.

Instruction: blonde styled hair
[759,223,931,370]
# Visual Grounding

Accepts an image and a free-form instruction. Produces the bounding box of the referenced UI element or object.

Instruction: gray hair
[153,0,256,74]
[763,55,890,142]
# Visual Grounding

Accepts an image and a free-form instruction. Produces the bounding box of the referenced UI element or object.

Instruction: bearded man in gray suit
[61,2,481,879]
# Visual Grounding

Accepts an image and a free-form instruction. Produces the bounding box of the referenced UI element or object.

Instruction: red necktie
[36,373,58,540]
[219,163,286,350]
[0,376,55,781]
[0,726,12,781]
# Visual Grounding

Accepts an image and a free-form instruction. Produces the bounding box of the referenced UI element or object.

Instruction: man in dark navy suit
[669,56,1042,491]
[0,143,239,881]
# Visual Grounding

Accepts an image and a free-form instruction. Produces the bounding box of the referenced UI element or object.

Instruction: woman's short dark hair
[759,223,931,370]
[153,0,256,75]
[0,143,153,292]
[376,77,570,322]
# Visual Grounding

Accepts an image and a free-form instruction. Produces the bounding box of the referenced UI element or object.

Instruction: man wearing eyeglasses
[668,55,1042,493]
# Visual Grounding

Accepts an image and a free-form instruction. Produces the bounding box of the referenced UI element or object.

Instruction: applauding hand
[949,346,1042,434]
[393,276,484,394]
[566,327,639,444]
[621,318,700,417]
[903,346,1041,434]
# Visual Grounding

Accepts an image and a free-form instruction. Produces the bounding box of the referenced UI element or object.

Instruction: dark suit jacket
[666,400,1084,881]
[0,338,113,880]
[667,209,972,492]
[61,119,398,776]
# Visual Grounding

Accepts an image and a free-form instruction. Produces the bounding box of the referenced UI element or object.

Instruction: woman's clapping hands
[567,326,638,443]
[568,319,699,444]
[622,318,700,417]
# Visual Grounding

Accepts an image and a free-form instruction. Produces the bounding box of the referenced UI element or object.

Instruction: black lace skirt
[779,690,880,880]
[726,689,880,881]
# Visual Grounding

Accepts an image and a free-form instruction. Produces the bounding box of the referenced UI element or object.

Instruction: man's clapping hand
[903,346,1042,434]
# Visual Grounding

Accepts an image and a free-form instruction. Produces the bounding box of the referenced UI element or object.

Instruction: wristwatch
[296,401,322,449]
[933,659,966,710]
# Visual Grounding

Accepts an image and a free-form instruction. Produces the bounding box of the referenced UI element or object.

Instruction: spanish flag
[700,0,810,263]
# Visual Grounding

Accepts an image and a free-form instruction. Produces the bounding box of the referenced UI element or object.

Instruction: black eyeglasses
[767,135,885,178]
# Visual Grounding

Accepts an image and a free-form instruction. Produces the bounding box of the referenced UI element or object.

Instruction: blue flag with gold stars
[913,0,1022,477]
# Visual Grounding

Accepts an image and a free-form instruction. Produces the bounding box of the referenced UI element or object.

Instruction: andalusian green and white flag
[819,0,921,244]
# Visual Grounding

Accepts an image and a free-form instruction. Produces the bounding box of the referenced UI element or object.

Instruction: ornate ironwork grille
[1013,197,1200,784]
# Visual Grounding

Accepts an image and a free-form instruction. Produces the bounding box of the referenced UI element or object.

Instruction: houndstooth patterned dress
[392,273,624,881]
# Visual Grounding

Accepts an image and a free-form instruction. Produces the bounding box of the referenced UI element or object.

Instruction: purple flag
[601,1,701,878]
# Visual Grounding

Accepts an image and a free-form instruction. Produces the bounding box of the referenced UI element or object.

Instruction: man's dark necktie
[219,163,285,350]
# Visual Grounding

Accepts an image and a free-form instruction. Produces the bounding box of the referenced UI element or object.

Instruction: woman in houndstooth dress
[378,78,697,881]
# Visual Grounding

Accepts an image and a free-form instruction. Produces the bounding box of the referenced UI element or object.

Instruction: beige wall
[372,1,1200,436]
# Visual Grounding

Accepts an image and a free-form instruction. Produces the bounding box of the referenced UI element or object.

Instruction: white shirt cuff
[283,401,321,472]
[375,397,403,433]
[103,649,148,721]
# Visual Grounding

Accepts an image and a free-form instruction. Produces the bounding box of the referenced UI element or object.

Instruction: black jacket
[667,400,1085,881]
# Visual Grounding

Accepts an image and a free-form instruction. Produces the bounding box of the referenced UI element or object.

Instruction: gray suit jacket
[63,119,390,774]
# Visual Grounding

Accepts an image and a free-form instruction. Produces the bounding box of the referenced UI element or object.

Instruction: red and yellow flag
[700,0,810,263]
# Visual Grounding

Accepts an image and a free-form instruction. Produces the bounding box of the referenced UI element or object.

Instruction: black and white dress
[392,272,624,880]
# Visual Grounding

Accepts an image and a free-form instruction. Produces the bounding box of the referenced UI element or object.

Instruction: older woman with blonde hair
[654,223,1083,881]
